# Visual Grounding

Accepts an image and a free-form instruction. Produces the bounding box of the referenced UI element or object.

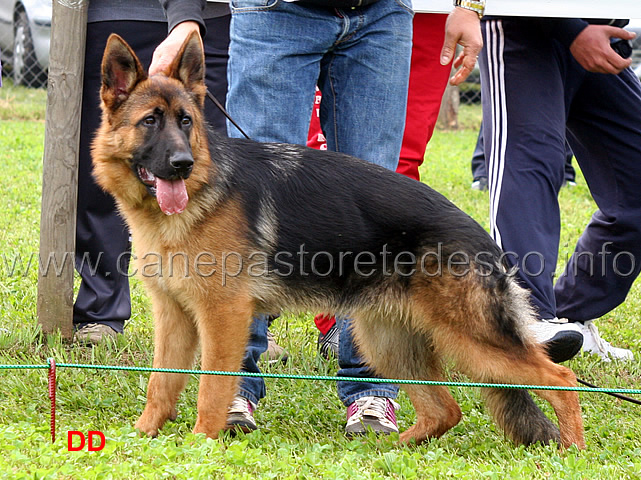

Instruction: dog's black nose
[170,152,194,175]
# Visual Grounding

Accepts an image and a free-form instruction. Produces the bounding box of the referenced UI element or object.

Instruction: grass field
[0,81,640,479]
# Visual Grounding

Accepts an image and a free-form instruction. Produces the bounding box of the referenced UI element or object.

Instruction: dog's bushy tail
[482,388,561,446]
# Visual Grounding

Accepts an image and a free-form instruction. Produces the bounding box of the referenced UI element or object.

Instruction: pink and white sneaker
[345,396,399,436]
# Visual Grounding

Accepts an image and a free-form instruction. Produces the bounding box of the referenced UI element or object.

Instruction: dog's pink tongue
[156,178,188,215]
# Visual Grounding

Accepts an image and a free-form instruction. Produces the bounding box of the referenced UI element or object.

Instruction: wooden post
[437,83,460,130]
[37,0,88,339]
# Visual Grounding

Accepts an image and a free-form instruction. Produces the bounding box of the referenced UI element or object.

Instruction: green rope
[0,361,639,395]
[0,364,49,370]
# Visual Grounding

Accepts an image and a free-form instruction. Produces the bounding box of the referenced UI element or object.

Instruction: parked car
[0,0,51,87]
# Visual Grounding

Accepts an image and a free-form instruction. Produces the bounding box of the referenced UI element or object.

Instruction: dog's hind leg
[431,326,585,448]
[476,352,585,449]
[500,355,585,449]
[409,277,584,449]
[533,367,585,449]
[135,289,199,437]
[350,315,462,445]
[192,292,255,439]
[401,378,462,445]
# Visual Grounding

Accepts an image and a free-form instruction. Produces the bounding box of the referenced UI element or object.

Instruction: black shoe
[529,318,584,363]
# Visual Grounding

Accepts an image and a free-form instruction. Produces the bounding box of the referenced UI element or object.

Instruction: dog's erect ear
[100,34,147,112]
[166,31,206,106]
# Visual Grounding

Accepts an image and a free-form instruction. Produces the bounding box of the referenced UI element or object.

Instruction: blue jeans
[227,0,412,406]
[237,314,268,406]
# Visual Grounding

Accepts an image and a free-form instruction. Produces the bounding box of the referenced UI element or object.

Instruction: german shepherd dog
[92,32,585,449]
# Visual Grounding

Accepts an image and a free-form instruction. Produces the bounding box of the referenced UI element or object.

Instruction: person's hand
[440,7,483,85]
[569,25,635,74]
[149,21,202,76]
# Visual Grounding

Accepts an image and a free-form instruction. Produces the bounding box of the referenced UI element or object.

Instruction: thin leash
[577,377,641,406]
[205,90,640,407]
[206,89,250,140]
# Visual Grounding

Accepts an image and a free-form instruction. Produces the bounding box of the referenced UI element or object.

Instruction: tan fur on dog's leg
[400,382,462,444]
[406,279,585,449]
[464,347,585,449]
[192,294,255,438]
[530,362,585,449]
[135,290,199,437]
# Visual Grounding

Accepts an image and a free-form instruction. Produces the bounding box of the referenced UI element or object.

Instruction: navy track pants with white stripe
[479,17,641,321]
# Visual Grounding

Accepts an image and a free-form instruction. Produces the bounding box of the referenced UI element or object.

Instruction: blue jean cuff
[238,387,260,407]
[339,388,398,407]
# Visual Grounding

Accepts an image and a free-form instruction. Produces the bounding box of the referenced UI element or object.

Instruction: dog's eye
[181,116,192,127]
[143,115,156,126]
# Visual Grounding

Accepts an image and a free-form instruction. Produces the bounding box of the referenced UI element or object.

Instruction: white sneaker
[577,320,634,362]
[528,318,584,363]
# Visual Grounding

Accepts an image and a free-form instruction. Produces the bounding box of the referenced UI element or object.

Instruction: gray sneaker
[345,396,399,436]
[225,395,257,433]
[261,330,289,365]
[74,323,118,345]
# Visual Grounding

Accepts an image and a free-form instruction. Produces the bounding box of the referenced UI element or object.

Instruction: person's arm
[532,17,634,74]
[440,2,484,85]
[161,0,207,33]
[149,0,207,75]
[569,23,634,74]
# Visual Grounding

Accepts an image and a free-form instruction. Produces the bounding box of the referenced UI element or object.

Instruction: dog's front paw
[135,408,170,437]
[193,417,223,439]
[399,425,431,445]
[399,427,418,445]
[135,420,159,438]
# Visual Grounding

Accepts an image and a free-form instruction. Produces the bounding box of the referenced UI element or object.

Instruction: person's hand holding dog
[149,21,202,76]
